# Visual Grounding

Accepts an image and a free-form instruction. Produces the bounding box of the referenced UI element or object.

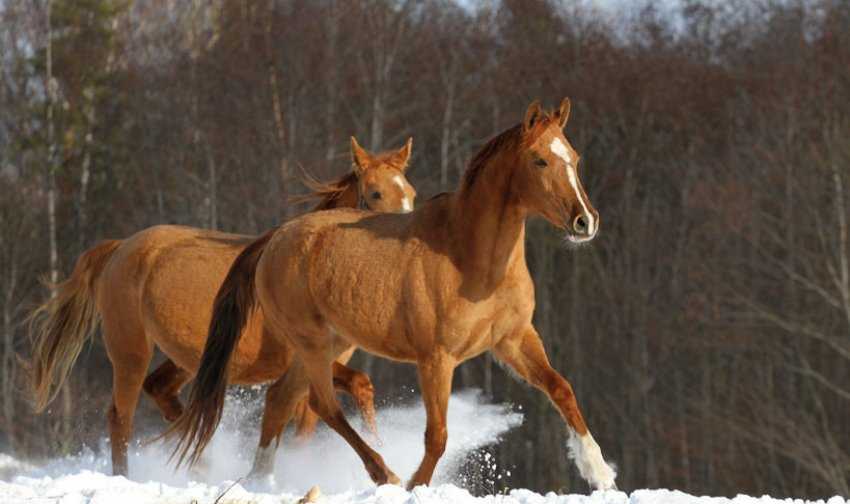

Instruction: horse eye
[371,191,382,200]
[534,158,548,168]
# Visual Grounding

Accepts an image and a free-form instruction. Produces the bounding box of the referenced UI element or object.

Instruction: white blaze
[392,175,406,190]
[393,175,413,213]
[550,138,595,235]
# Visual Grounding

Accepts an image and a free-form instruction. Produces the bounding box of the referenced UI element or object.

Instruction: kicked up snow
[2,389,522,495]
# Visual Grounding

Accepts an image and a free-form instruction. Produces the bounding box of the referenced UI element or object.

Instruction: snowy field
[1,390,847,504]
[4,469,848,504]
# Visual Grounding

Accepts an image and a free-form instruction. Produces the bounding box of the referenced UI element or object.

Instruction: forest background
[1,0,849,498]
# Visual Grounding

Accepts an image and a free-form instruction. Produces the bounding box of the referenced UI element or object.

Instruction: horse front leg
[295,358,378,443]
[408,350,456,489]
[493,325,617,491]
[330,361,378,440]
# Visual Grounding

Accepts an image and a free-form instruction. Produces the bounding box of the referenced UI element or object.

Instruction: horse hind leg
[143,358,191,422]
[299,343,399,486]
[248,361,311,480]
[104,330,153,477]
[293,399,319,442]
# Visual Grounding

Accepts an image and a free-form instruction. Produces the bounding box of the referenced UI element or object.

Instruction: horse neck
[312,180,360,211]
[450,151,528,290]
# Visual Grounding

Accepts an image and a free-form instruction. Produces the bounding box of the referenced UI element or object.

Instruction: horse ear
[392,137,413,171]
[523,100,543,132]
[350,136,370,174]
[556,97,571,128]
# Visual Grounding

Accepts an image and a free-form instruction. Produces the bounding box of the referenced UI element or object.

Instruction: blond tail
[29,239,121,412]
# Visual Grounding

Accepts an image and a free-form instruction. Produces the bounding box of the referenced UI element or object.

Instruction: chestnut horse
[29,137,416,478]
[172,99,617,491]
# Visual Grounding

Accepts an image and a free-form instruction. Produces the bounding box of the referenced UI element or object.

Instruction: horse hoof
[298,485,322,503]
[593,479,617,492]
[244,470,277,492]
[405,478,425,491]
[386,471,401,486]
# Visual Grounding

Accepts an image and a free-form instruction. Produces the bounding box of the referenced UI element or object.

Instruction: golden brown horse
[29,137,416,478]
[172,99,616,491]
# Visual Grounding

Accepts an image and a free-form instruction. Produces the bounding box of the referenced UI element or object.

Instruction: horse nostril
[574,215,588,234]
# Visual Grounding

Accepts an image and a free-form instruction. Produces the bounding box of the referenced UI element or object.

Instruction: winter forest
[0,0,849,499]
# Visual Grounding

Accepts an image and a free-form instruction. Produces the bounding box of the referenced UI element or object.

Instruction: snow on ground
[7,389,521,493]
[2,475,848,504]
[1,389,847,504]
[1,390,523,502]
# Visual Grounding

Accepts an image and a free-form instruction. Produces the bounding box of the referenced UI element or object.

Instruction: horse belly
[143,269,222,372]
[144,267,288,383]
[345,328,418,362]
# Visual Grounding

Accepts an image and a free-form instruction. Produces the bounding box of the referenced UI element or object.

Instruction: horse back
[97,225,262,370]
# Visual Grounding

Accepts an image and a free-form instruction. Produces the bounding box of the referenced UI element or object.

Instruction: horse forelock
[371,149,403,166]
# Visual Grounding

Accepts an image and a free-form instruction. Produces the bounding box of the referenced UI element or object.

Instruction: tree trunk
[206,141,217,230]
[45,0,59,293]
[79,134,91,247]
[45,0,71,448]
[78,88,95,252]
[324,1,339,163]
[2,261,18,452]
[265,0,287,219]
[440,82,454,190]
[370,91,383,152]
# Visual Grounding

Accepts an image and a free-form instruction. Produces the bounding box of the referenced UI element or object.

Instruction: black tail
[165,229,276,467]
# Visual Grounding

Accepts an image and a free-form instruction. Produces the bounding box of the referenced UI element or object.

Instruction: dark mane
[461,124,522,193]
[290,167,359,210]
[460,115,554,193]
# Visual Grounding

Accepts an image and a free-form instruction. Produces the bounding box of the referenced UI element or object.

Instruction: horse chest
[442,287,533,360]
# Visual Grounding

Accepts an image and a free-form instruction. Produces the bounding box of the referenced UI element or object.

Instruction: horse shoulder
[503,256,535,302]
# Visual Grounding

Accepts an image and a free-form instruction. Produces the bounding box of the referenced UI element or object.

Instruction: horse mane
[290,166,359,210]
[460,112,555,193]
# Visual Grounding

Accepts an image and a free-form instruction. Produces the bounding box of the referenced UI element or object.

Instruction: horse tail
[29,239,121,412]
[166,228,276,467]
